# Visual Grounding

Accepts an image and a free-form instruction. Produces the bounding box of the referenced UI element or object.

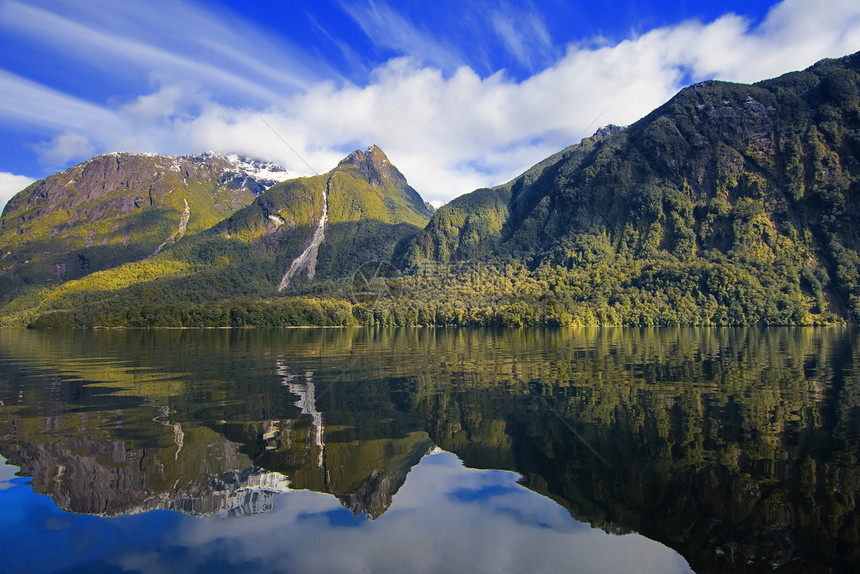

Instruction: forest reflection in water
[0,327,858,573]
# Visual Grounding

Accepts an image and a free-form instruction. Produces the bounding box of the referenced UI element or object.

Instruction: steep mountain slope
[405,125,625,262]
[404,53,860,324]
[188,144,431,282]
[0,146,432,326]
[159,144,432,294]
[0,152,292,302]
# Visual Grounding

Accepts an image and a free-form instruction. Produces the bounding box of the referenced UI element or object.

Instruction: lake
[0,327,858,573]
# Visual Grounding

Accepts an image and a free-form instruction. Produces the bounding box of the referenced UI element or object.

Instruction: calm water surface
[0,327,858,573]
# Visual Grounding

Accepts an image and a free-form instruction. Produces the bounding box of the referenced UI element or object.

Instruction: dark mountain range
[400,52,860,325]
[3,52,860,327]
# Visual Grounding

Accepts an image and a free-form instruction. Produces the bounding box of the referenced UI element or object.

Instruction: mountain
[402,53,860,325]
[0,152,293,303]
[405,124,626,262]
[5,52,860,327]
[187,144,431,285]
[0,145,432,327]
[0,429,294,518]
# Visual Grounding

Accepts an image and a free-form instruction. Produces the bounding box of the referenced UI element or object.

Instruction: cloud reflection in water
[0,449,693,573]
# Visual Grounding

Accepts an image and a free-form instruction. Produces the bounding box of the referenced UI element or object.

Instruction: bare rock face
[338,144,405,188]
[4,152,291,222]
[588,124,626,142]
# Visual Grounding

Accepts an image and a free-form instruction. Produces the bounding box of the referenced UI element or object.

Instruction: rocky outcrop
[151,198,191,257]
[278,176,328,290]
[338,144,399,188]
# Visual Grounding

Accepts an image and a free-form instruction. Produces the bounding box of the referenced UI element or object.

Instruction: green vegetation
[4,53,860,327]
[0,153,258,305]
[402,53,860,326]
[0,146,432,327]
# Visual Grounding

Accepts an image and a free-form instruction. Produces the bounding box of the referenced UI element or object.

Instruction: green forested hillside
[4,53,860,328]
[400,53,860,325]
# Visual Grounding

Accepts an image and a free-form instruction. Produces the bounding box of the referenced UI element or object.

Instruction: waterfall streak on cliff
[151,198,190,257]
[278,179,328,291]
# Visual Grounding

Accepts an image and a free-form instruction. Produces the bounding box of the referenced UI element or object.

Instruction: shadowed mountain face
[0,327,858,572]
[405,52,860,324]
[0,152,292,303]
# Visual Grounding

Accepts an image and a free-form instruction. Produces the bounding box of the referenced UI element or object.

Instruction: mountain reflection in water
[0,327,858,573]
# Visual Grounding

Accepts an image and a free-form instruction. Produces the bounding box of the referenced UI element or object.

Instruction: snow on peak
[68,151,297,194]
[224,154,296,186]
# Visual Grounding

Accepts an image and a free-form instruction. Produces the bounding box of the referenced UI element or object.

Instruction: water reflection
[0,451,692,574]
[0,327,858,572]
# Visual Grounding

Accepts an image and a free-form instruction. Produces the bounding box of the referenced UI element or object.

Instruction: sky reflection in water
[0,451,691,574]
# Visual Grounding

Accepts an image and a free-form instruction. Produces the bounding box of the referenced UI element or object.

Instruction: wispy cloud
[338,0,467,71]
[0,70,116,131]
[0,0,326,100]
[491,2,554,70]
[305,10,371,81]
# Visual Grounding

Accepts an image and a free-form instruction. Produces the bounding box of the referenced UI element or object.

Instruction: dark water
[0,328,858,573]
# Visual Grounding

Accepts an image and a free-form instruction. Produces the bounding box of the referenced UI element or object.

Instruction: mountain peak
[338,144,398,187]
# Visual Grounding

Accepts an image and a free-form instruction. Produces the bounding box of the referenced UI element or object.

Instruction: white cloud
[0,0,325,98]
[2,0,860,203]
[0,70,116,132]
[643,0,860,84]
[33,133,96,167]
[0,172,36,213]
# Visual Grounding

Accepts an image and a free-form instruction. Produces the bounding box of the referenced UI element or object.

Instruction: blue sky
[2,0,860,208]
